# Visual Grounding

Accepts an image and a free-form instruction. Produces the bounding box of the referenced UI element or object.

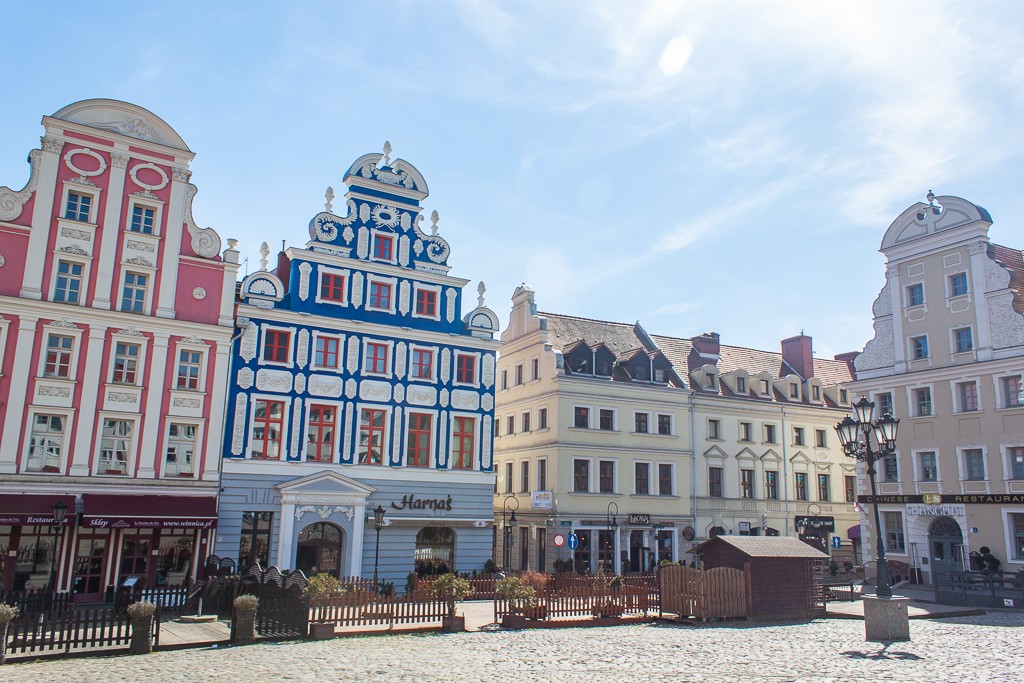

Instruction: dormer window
[839,389,849,404]
[633,364,648,381]
[572,356,591,374]
[653,368,666,383]
[595,360,611,376]
[736,377,747,393]
[705,372,716,389]
[760,379,770,395]
[789,384,799,399]
[811,385,820,401]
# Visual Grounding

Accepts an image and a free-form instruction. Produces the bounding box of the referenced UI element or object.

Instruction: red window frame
[372,234,394,261]
[452,416,475,469]
[306,404,336,462]
[368,281,392,310]
[411,348,433,379]
[407,412,432,467]
[315,336,340,368]
[365,342,389,375]
[252,400,285,459]
[415,288,437,317]
[263,329,290,363]
[320,273,346,302]
[455,354,476,384]
[359,408,386,465]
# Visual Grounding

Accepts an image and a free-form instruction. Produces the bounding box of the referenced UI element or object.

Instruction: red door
[72,528,111,602]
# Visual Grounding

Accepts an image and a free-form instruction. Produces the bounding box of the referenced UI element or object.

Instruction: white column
[968,241,993,361]
[155,170,189,319]
[671,528,680,563]
[0,315,39,473]
[69,325,108,477]
[202,341,231,480]
[277,501,296,569]
[136,333,169,478]
[350,503,367,576]
[612,527,621,573]
[20,138,62,300]
[91,151,129,310]
[886,265,907,373]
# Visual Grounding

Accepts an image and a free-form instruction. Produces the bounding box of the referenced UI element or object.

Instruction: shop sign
[81,516,216,529]
[391,494,453,511]
[531,491,553,510]
[794,516,835,532]
[0,514,74,526]
[560,520,573,527]
[859,493,1024,505]
[628,514,651,525]
[906,503,966,517]
[681,526,695,541]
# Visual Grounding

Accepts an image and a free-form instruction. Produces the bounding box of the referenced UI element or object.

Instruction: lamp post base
[862,595,911,642]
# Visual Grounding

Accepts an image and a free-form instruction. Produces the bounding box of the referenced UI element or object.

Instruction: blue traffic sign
[567,533,579,550]
[831,536,842,549]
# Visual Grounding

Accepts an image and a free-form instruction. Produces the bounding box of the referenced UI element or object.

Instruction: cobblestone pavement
[2,612,1021,683]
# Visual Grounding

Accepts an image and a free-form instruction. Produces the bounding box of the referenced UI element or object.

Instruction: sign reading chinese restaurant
[906,504,966,517]
[859,494,1024,505]
[531,491,553,510]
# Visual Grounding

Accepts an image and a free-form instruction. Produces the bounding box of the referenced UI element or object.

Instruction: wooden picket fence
[494,585,652,623]
[411,577,497,600]
[659,565,747,621]
[309,591,447,629]
[4,605,160,657]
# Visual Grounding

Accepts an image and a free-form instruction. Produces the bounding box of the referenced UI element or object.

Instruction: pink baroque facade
[0,99,239,600]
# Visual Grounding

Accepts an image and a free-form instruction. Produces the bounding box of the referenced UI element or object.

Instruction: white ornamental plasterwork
[125,256,153,267]
[482,416,493,470]
[351,272,364,308]
[438,410,449,468]
[391,406,403,465]
[290,397,302,460]
[359,202,371,223]
[853,318,895,372]
[984,251,1012,292]
[60,227,91,241]
[399,281,411,315]
[406,385,437,406]
[988,292,1024,349]
[50,319,79,329]
[41,136,64,154]
[250,299,274,310]
[129,162,169,192]
[115,327,146,338]
[346,339,360,373]
[308,374,342,397]
[440,349,451,383]
[871,281,892,318]
[295,505,354,522]
[450,390,480,411]
[393,384,405,403]
[345,378,358,399]
[482,354,495,389]
[294,374,307,394]
[398,235,410,267]
[0,255,4,269]
[296,329,309,368]
[132,190,159,201]
[58,245,88,256]
[111,153,129,170]
[371,204,402,229]
[395,342,407,379]
[125,239,155,253]
[356,227,369,259]
[298,262,312,301]
[108,391,137,404]
[240,321,258,361]
[256,369,293,393]
[439,388,450,408]
[172,167,190,183]
[342,405,354,463]
[180,335,207,345]
[237,367,255,389]
[183,184,221,259]
[38,386,71,398]
[445,288,457,323]
[481,394,494,411]
[172,396,201,409]
[64,148,107,180]
[413,239,424,257]
[193,287,207,300]
[359,380,392,403]
[231,394,248,455]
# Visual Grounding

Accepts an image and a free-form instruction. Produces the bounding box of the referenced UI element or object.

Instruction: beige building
[494,286,858,574]
[852,193,1024,584]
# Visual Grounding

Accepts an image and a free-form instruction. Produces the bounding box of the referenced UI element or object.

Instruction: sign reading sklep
[906,503,966,517]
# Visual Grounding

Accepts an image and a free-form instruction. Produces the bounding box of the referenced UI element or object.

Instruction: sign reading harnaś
[858,494,1024,505]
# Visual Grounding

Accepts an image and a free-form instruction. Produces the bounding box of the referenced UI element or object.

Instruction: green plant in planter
[304,574,343,605]
[552,558,573,574]
[126,600,157,619]
[431,572,473,618]
[609,575,624,590]
[496,576,537,612]
[234,594,259,611]
[378,580,396,598]
[405,572,419,594]
[0,604,20,665]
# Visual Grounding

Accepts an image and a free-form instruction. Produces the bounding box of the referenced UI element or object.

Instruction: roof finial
[477,281,486,307]
[325,186,334,213]
[926,189,936,205]
[259,242,270,271]
[430,210,440,236]
[382,141,392,166]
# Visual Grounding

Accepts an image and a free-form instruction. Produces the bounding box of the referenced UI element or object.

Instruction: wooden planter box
[310,622,336,640]
[442,616,465,632]
[592,602,624,618]
[522,606,548,621]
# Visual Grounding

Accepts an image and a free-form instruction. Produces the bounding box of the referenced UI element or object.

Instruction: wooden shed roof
[690,536,829,559]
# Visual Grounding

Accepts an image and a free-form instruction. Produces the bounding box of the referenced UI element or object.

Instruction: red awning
[81,494,217,530]
[0,494,76,526]
[847,525,861,540]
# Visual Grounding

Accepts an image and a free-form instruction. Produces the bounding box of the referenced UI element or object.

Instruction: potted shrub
[305,574,343,639]
[126,600,157,655]
[432,572,473,632]
[497,576,541,623]
[0,604,19,664]
[232,594,259,645]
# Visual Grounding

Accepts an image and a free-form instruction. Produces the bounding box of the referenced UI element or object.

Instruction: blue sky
[2,1,1022,360]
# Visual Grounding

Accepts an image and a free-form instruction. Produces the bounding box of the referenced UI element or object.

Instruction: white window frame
[505,414,515,436]
[247,394,290,460]
[314,266,350,307]
[571,457,593,493]
[789,382,800,400]
[707,418,721,440]
[913,448,940,482]
[1002,443,1024,481]
[597,407,618,432]
[947,271,970,298]
[60,183,100,224]
[656,413,673,436]
[117,267,155,315]
[361,338,394,378]
[957,445,987,482]
[448,411,479,470]
[49,255,90,306]
[738,421,753,443]
[537,457,547,491]
[368,228,399,265]
[909,334,930,361]
[633,411,651,434]
[521,410,531,433]
[950,325,975,355]
[163,420,203,477]
[633,459,652,495]
[108,333,148,387]
[311,332,343,371]
[882,509,907,554]
[657,461,675,496]
[537,406,549,431]
[411,282,442,321]
[763,423,778,444]
[38,324,84,380]
[905,282,925,308]
[126,197,163,236]
[408,343,438,382]
[994,372,1024,410]
[504,460,514,493]
[303,400,344,464]
[520,459,530,493]
[23,409,73,473]
[452,350,481,388]
[597,458,618,494]
[95,413,140,476]
[1000,509,1024,564]
[365,273,398,313]
[258,324,295,368]
[907,383,934,418]
[530,357,539,382]
[572,404,592,429]
[514,363,524,386]
[951,378,982,414]
[500,369,508,390]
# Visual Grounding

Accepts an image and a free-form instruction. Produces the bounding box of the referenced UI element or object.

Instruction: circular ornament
[371,204,401,229]
[192,287,207,300]
[64,148,107,177]
[130,163,169,192]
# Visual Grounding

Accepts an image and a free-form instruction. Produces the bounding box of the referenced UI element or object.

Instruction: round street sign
[567,533,579,550]
[553,534,565,547]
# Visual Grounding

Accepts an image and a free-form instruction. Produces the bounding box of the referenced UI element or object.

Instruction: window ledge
[568,491,622,497]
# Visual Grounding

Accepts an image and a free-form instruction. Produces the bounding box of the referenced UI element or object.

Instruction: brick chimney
[691,332,720,360]
[781,334,813,379]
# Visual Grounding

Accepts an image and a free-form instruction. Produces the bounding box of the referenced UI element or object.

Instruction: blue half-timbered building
[214,146,500,584]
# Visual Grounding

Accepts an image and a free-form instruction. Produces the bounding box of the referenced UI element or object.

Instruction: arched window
[414,527,455,576]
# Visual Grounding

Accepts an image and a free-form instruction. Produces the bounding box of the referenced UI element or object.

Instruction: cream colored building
[494,286,858,573]
[852,194,1024,584]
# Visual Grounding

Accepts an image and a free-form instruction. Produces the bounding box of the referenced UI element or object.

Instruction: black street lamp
[372,504,386,589]
[501,495,519,570]
[606,502,618,574]
[50,500,68,591]
[835,397,900,599]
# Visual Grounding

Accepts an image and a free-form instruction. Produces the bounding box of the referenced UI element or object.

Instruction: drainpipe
[211,320,246,571]
[689,389,698,545]
[781,405,790,536]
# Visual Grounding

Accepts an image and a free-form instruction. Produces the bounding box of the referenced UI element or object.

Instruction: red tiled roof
[991,243,1024,315]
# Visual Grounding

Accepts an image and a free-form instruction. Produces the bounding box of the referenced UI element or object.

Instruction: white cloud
[658,36,693,76]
